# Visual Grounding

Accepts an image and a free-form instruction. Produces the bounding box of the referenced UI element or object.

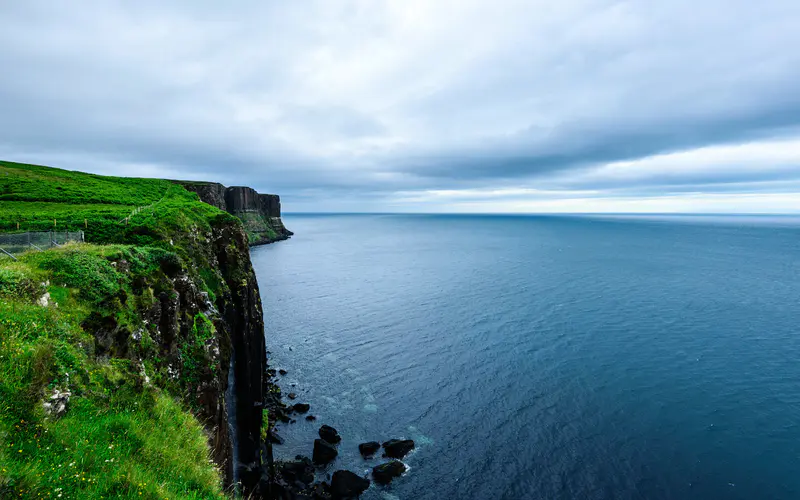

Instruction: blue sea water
[251,214,800,500]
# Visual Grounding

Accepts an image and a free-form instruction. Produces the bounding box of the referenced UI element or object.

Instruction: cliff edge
[177,181,293,245]
[0,161,273,498]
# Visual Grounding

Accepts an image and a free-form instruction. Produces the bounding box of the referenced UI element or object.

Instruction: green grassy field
[0,161,237,499]
[0,161,237,244]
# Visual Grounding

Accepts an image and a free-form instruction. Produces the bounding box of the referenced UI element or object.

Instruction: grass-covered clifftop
[0,160,234,245]
[0,161,268,498]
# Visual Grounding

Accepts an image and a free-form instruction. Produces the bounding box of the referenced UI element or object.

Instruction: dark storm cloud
[1,0,800,211]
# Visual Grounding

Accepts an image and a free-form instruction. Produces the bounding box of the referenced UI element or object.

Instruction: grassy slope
[0,161,237,499]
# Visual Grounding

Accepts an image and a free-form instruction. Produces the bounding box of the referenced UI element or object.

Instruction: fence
[0,231,85,260]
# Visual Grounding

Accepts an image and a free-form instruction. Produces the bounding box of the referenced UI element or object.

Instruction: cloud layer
[2,0,800,212]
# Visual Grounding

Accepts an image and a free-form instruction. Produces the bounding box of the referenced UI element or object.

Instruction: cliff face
[179,182,293,246]
[209,216,266,490]
[0,163,273,498]
[87,213,266,492]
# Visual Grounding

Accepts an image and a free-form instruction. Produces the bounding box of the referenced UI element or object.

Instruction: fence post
[84,219,87,229]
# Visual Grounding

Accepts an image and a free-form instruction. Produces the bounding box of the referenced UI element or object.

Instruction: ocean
[251,214,800,500]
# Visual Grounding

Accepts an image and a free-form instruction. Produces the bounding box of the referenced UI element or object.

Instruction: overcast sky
[2,1,800,213]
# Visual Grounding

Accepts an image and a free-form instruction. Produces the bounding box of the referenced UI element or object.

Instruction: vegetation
[0,160,238,245]
[0,161,243,499]
[0,246,227,499]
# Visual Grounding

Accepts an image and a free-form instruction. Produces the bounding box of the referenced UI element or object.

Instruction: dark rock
[279,369,288,376]
[330,470,370,498]
[312,482,332,499]
[279,456,315,485]
[269,429,284,445]
[372,461,406,485]
[306,415,317,421]
[382,439,415,459]
[179,182,292,245]
[313,439,338,464]
[288,392,297,400]
[293,403,311,413]
[358,442,381,458]
[290,419,297,424]
[319,425,341,444]
[267,368,277,377]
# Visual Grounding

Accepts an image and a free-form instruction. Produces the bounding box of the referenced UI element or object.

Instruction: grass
[0,161,247,499]
[0,160,238,245]
[0,246,227,499]
[0,161,167,206]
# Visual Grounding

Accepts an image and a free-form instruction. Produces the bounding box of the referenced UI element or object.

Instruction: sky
[2,1,800,213]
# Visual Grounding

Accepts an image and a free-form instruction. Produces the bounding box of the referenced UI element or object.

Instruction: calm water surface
[251,214,800,500]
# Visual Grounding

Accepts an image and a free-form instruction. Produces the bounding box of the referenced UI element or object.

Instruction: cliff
[178,181,293,246]
[0,161,274,498]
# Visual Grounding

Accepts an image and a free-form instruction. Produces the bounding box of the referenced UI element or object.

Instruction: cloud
[1,0,799,211]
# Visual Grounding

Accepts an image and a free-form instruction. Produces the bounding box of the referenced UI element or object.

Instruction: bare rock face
[177,181,292,245]
[179,182,228,211]
[224,186,260,213]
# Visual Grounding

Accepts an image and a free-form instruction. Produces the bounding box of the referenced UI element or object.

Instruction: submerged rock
[279,369,288,376]
[268,429,284,445]
[358,441,381,458]
[306,415,317,421]
[330,470,370,498]
[288,392,297,400]
[382,439,415,459]
[275,408,291,423]
[313,439,338,464]
[319,425,341,444]
[293,403,311,413]
[279,456,315,485]
[372,461,406,485]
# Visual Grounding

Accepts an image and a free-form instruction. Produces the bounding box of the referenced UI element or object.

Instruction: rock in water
[319,425,342,444]
[279,369,288,375]
[288,392,297,400]
[279,456,315,485]
[313,438,338,464]
[358,441,381,458]
[382,439,415,459]
[372,461,407,485]
[330,470,370,498]
[306,415,317,421]
[268,429,284,445]
[293,403,311,413]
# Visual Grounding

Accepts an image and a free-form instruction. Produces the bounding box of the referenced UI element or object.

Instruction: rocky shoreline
[259,363,415,499]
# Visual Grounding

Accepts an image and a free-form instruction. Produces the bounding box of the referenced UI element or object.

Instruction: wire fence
[0,231,85,260]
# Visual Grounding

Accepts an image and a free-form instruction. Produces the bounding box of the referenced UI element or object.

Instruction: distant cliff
[177,181,293,245]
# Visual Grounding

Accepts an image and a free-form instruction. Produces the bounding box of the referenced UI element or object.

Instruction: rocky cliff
[0,162,277,498]
[82,212,267,493]
[178,181,293,245]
